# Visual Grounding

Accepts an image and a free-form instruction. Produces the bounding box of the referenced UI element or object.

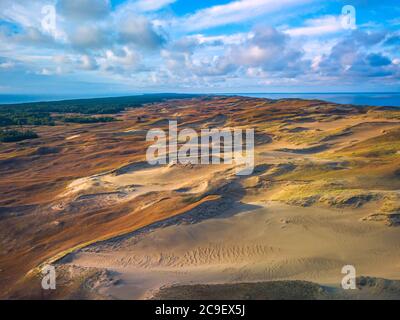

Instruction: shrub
[0,129,39,142]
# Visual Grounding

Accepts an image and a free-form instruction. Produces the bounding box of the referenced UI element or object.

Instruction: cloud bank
[0,0,399,94]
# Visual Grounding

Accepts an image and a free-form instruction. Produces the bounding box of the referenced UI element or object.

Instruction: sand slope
[59,201,400,299]
[1,96,400,299]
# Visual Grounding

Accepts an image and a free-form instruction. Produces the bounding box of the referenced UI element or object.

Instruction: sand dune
[58,201,400,299]
[2,96,400,299]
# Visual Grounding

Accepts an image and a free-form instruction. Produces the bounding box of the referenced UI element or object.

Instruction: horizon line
[0,92,400,106]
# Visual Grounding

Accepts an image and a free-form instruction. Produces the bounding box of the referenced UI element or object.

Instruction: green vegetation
[0,94,199,128]
[277,162,351,181]
[338,128,400,158]
[0,112,54,126]
[61,116,117,124]
[152,280,331,300]
[271,180,379,208]
[0,94,198,115]
[0,129,38,142]
[367,109,400,120]
[285,127,350,145]
[0,112,117,127]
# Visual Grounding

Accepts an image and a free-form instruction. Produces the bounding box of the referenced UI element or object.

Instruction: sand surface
[61,201,400,299]
[2,96,400,299]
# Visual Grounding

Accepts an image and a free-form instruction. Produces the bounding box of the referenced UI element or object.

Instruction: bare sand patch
[59,201,400,299]
[66,134,81,140]
[62,161,234,202]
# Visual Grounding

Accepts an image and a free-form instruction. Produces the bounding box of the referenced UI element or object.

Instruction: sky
[0,0,399,96]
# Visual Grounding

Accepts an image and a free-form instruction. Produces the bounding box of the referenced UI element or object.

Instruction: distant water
[232,93,400,107]
[0,95,50,104]
[0,94,134,104]
[1,92,400,107]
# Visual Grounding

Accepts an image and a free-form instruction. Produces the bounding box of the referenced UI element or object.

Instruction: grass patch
[61,116,117,124]
[277,162,351,181]
[271,180,379,208]
[285,127,349,145]
[380,194,400,214]
[0,129,38,142]
[367,109,400,120]
[0,112,54,126]
[338,128,400,158]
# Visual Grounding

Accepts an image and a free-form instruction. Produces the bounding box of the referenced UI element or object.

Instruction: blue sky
[0,0,399,96]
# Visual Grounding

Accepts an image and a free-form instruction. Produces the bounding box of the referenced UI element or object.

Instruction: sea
[0,92,399,107]
[0,94,131,105]
[229,92,400,107]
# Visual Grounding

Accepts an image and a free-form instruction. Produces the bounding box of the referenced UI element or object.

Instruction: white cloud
[389,18,400,26]
[114,0,176,14]
[162,27,309,81]
[98,47,141,74]
[133,0,176,12]
[0,0,398,92]
[0,61,15,69]
[106,48,139,66]
[181,0,312,31]
[231,27,306,73]
[57,0,110,21]
[315,31,399,79]
[53,55,71,64]
[0,1,47,29]
[285,15,343,37]
[311,55,322,70]
[246,67,267,77]
[0,0,67,44]
[117,15,166,49]
[185,33,249,46]
[69,25,110,49]
[39,68,53,75]
[80,55,98,70]
[14,27,56,46]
